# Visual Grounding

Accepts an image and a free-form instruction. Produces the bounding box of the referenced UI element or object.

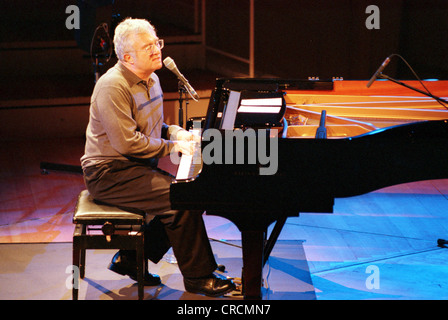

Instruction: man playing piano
[80,18,235,297]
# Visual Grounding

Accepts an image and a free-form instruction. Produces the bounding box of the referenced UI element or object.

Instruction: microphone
[366,56,391,88]
[163,57,200,101]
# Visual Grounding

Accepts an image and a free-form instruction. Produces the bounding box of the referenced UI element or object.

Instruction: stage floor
[1,137,448,300]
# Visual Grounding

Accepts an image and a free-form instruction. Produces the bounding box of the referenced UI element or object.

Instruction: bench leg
[72,224,86,300]
[136,233,144,300]
[79,225,86,278]
[80,248,86,279]
[72,240,80,300]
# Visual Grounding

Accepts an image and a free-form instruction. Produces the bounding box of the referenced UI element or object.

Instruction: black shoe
[108,251,161,286]
[184,273,236,297]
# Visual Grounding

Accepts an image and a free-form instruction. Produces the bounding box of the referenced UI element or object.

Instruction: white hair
[113,18,156,61]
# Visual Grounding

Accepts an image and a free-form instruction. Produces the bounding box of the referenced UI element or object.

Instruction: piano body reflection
[170,78,448,299]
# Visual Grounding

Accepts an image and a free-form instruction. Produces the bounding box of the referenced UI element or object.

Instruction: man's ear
[123,53,134,64]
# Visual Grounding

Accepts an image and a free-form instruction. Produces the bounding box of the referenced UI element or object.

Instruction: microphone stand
[177,81,190,129]
[40,23,111,175]
[93,54,103,83]
[378,73,448,105]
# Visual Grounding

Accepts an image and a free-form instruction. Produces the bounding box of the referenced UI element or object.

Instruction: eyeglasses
[135,39,164,55]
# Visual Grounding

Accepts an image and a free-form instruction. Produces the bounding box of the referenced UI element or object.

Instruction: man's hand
[176,130,201,144]
[173,140,198,156]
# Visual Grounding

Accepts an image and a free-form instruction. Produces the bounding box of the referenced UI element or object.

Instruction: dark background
[1,0,447,84]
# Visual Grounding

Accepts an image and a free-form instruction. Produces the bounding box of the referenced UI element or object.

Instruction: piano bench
[72,190,145,300]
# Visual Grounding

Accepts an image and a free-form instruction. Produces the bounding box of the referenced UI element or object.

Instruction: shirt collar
[116,61,155,88]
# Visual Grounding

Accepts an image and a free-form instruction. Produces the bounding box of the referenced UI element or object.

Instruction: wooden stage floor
[1,137,448,300]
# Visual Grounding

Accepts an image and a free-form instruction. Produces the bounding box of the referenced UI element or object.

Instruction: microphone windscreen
[163,57,176,70]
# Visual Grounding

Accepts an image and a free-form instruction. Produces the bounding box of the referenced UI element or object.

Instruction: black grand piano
[170,77,448,299]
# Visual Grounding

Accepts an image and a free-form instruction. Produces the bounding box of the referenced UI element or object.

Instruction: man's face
[127,32,163,78]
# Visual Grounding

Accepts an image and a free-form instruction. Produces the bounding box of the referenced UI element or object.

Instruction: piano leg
[263,217,287,266]
[241,229,265,300]
[437,239,448,248]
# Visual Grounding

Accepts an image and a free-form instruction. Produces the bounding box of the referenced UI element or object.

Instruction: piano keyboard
[175,145,202,180]
[175,123,203,180]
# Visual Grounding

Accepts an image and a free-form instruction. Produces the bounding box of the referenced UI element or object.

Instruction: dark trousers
[83,159,217,278]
